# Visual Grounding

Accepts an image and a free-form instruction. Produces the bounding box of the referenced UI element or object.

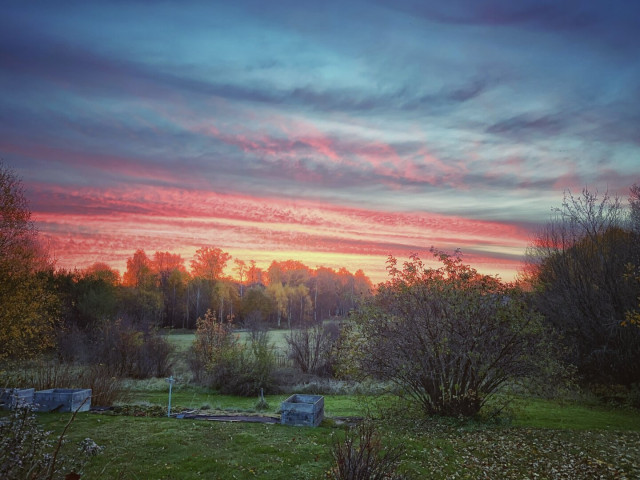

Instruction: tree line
[54,247,372,333]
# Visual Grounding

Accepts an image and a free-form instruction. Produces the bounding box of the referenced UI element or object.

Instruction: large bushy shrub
[346,250,556,417]
[189,310,276,395]
[286,322,339,376]
[526,188,640,385]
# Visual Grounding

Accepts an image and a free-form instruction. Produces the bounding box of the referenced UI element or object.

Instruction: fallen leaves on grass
[402,423,640,479]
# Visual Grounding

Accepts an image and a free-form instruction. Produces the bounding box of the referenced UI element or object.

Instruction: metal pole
[166,376,175,417]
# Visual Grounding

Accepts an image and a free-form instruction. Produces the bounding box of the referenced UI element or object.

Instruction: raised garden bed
[34,388,92,413]
[0,388,35,410]
[280,394,324,427]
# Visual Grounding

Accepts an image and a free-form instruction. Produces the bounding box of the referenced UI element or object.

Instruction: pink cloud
[31,182,531,283]
[194,116,466,188]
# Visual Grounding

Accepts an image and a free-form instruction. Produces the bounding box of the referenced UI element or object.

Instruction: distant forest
[55,248,374,331]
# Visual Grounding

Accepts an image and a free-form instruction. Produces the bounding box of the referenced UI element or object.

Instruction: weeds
[94,319,174,379]
[81,363,126,407]
[328,421,409,480]
[1,359,127,407]
[255,388,270,411]
[1,359,77,392]
[0,404,101,479]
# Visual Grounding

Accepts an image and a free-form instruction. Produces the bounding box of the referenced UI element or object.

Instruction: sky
[2,0,639,284]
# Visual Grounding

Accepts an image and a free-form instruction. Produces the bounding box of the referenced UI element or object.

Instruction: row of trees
[54,248,372,334]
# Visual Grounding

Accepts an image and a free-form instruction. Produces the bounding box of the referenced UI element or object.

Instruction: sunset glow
[2,1,639,284]
[33,184,529,282]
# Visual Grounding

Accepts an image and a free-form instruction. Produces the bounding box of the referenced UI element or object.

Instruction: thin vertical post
[166,376,175,417]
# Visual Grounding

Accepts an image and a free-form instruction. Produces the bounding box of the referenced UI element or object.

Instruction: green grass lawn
[6,337,640,479]
[32,396,640,479]
[84,335,640,478]
[39,413,337,479]
[14,386,637,480]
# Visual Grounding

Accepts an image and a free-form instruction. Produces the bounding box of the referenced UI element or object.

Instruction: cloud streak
[32,182,529,282]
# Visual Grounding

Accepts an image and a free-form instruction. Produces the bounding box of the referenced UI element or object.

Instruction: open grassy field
[164,329,291,355]
[4,332,639,478]
[12,385,639,480]
[162,331,196,353]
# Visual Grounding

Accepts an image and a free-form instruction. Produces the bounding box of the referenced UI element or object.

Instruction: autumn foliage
[0,163,58,359]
